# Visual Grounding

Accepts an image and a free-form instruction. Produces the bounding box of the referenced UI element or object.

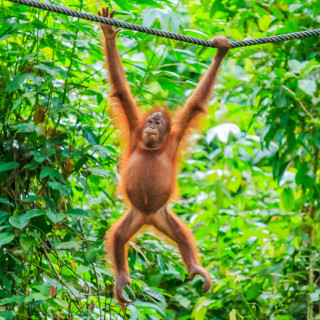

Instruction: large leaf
[9,215,28,229]
[82,128,99,145]
[280,188,295,212]
[46,211,65,224]
[40,167,62,180]
[47,182,71,196]
[25,209,45,219]
[14,123,41,134]
[35,64,67,77]
[65,208,89,217]
[0,296,25,306]
[19,235,34,251]
[5,74,29,91]
[0,198,13,207]
[258,15,272,31]
[0,162,18,173]
[0,233,14,246]
[298,79,316,95]
[245,283,261,300]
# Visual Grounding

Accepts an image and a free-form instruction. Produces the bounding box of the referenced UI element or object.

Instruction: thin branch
[282,85,317,123]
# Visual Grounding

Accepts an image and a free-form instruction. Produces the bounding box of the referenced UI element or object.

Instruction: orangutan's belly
[125,151,172,214]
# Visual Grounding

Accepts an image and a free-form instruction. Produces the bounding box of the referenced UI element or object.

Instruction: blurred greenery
[0,0,320,319]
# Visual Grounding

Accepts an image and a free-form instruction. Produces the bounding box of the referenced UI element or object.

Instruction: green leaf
[315,130,320,149]
[0,310,14,320]
[309,289,320,302]
[25,209,45,219]
[74,155,88,171]
[29,151,45,163]
[22,195,39,202]
[77,265,90,274]
[298,79,316,95]
[0,233,14,246]
[143,8,169,31]
[289,3,303,12]
[55,241,80,250]
[35,64,67,77]
[8,210,44,230]
[46,211,65,224]
[0,162,18,173]
[245,283,261,300]
[47,182,71,196]
[0,211,9,225]
[0,295,25,306]
[248,236,258,245]
[5,74,29,92]
[0,198,13,207]
[20,235,33,251]
[9,215,29,229]
[168,10,182,33]
[133,301,166,317]
[25,293,48,303]
[285,243,295,255]
[40,167,62,180]
[92,145,110,160]
[54,298,69,309]
[258,15,272,31]
[313,0,320,18]
[83,128,99,145]
[127,305,143,320]
[89,168,111,177]
[288,60,309,73]
[193,297,208,320]
[14,123,41,134]
[210,0,223,17]
[280,188,295,212]
[144,288,166,303]
[65,208,89,217]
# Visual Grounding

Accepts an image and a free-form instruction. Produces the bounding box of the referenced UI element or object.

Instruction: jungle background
[0,0,320,319]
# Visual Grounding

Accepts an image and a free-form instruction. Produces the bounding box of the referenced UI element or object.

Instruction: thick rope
[6,0,320,48]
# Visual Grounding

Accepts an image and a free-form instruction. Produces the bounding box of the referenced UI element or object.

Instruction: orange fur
[100,15,229,304]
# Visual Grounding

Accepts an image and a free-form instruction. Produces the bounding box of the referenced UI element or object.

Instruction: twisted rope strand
[6,0,320,48]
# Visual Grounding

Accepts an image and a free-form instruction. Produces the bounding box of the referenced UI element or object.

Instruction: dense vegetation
[0,0,319,319]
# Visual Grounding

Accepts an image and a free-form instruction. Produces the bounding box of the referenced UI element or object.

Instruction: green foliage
[0,0,319,319]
